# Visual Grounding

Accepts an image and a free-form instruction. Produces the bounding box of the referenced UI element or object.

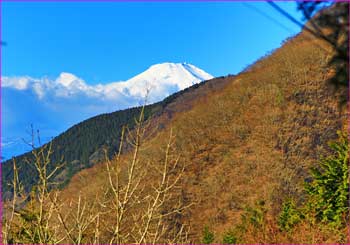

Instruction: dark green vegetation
[2,75,230,198]
[201,226,215,244]
[305,131,349,226]
[204,133,349,243]
[2,3,349,244]
[2,105,155,195]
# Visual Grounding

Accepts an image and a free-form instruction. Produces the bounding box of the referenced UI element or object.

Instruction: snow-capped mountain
[3,63,212,103]
[113,63,213,101]
[2,63,213,160]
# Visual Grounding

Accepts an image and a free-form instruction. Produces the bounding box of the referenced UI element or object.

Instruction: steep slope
[55,27,348,243]
[2,74,228,198]
[2,63,213,159]
[3,3,348,244]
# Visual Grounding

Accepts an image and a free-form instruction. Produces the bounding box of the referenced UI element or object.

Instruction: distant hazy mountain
[2,63,213,160]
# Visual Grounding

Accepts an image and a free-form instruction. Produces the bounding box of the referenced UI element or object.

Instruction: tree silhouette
[268,2,349,88]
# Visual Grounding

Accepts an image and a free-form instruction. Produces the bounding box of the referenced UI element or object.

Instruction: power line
[267,1,338,51]
[242,2,296,34]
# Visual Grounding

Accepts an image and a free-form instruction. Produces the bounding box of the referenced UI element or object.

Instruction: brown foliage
[3,26,348,244]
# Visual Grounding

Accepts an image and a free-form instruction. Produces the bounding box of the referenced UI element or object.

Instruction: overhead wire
[266,1,335,54]
[242,2,296,35]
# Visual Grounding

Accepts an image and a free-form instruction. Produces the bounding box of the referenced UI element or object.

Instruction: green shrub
[222,230,237,244]
[278,199,302,231]
[305,131,349,226]
[202,225,215,244]
[241,200,267,228]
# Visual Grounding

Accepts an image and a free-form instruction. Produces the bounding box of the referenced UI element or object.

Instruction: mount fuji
[2,63,213,160]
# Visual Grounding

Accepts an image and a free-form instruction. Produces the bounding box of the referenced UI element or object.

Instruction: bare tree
[104,105,192,244]
[2,105,192,244]
[268,1,349,88]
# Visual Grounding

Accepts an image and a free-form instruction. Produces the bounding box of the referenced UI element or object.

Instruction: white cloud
[2,62,213,103]
[2,76,30,90]
[1,62,213,159]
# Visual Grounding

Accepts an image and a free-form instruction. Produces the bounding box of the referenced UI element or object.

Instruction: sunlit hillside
[53,24,348,243]
[2,3,349,244]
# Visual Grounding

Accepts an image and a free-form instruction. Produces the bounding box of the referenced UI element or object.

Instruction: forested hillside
[2,75,230,196]
[52,10,349,243]
[2,3,349,244]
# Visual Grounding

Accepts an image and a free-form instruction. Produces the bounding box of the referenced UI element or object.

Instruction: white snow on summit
[100,62,213,102]
[3,62,213,103]
[2,62,213,159]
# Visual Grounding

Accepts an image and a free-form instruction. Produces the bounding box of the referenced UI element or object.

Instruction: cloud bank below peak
[2,62,213,159]
[3,63,213,102]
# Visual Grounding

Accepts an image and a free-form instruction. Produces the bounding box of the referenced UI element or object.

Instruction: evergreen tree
[305,131,349,226]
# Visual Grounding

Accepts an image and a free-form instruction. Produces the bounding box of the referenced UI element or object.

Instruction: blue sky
[2,1,304,84]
